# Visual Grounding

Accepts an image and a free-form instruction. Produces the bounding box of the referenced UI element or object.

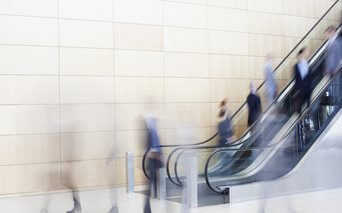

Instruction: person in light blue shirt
[143,115,164,213]
[325,26,342,76]
[264,54,278,107]
[144,115,162,153]
[325,26,342,105]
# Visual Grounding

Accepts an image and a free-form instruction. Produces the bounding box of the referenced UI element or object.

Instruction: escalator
[168,5,341,187]
[170,39,329,186]
[141,0,341,194]
[204,66,342,199]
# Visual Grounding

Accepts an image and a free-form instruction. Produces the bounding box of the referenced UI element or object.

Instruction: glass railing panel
[326,1,342,23]
[172,148,209,184]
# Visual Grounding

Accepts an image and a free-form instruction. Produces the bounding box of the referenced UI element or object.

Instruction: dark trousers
[144,159,159,213]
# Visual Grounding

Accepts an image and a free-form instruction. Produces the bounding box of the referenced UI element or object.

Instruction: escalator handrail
[204,66,342,193]
[142,0,340,179]
[142,132,218,179]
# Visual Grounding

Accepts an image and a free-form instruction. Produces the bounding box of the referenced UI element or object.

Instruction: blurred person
[63,123,82,213]
[175,124,195,213]
[247,82,262,128]
[107,148,119,213]
[293,48,312,152]
[324,25,342,77]
[66,191,81,213]
[264,54,278,107]
[65,167,82,213]
[217,99,235,147]
[40,197,49,213]
[180,150,197,213]
[293,47,311,113]
[107,190,119,213]
[143,114,164,213]
[324,25,342,106]
[257,138,298,213]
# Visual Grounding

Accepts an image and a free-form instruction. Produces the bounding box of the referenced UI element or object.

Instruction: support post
[184,151,198,208]
[126,152,134,193]
[157,165,166,200]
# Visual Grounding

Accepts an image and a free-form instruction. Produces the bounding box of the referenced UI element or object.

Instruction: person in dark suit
[293,47,311,113]
[247,82,262,128]
[217,99,235,147]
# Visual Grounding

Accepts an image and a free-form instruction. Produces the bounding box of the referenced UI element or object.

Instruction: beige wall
[0,0,340,195]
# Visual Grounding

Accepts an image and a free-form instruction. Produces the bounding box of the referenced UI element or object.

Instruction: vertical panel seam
[57,0,62,190]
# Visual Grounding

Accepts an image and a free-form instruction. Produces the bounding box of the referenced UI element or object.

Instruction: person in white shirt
[293,47,311,113]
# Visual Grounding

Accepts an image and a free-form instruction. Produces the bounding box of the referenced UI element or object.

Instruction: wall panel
[0,0,339,195]
[0,105,59,135]
[165,78,210,102]
[209,55,249,78]
[60,48,114,76]
[60,76,114,104]
[0,16,58,45]
[164,27,208,53]
[114,0,163,25]
[115,50,163,77]
[114,23,163,51]
[165,52,209,77]
[209,31,248,55]
[61,132,115,161]
[60,104,115,132]
[0,76,59,104]
[59,19,113,48]
[0,0,58,17]
[59,0,113,21]
[0,46,58,75]
[207,0,248,9]
[0,134,60,165]
[208,7,247,32]
[164,2,207,28]
[115,77,164,103]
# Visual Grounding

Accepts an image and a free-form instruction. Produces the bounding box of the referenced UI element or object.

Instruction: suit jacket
[247,93,262,127]
[325,36,342,73]
[294,63,303,93]
[144,116,162,153]
[218,115,234,146]
[294,63,311,94]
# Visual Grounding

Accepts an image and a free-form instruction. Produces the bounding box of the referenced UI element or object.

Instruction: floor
[0,186,341,213]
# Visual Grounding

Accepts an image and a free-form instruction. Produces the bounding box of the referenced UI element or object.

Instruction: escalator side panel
[230,110,342,203]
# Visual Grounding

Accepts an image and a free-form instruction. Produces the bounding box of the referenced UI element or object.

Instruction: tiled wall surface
[0,0,340,194]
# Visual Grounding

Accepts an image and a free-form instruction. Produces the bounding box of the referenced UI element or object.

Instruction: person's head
[250,81,256,94]
[220,99,227,108]
[265,53,273,63]
[325,25,336,40]
[297,47,308,60]
[218,99,228,118]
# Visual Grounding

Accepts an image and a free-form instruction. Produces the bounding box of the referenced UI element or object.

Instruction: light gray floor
[0,186,342,213]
